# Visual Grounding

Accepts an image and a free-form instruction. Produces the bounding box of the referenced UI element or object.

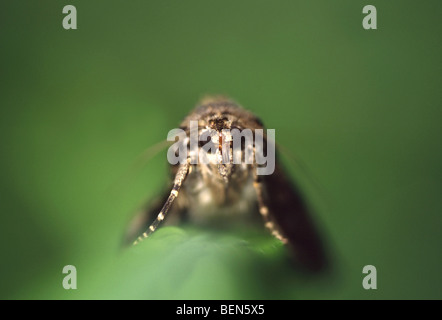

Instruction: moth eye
[231,126,247,150]
[198,135,212,148]
[240,139,247,151]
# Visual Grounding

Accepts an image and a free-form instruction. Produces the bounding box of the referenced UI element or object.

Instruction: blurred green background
[1,0,441,299]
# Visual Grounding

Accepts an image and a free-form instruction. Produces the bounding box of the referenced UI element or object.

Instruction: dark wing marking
[262,161,327,271]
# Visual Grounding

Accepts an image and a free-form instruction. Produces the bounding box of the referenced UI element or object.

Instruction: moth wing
[262,161,327,271]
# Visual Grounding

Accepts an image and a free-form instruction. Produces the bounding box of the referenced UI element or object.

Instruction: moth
[125,96,326,271]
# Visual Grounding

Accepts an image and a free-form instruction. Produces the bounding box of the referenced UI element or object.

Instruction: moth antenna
[108,139,172,195]
[252,145,288,243]
[133,159,190,245]
[276,142,330,206]
[253,178,288,244]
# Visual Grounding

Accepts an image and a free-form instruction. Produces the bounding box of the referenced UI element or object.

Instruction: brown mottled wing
[263,161,327,271]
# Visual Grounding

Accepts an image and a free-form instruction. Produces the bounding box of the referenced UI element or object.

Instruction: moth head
[197,116,237,182]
